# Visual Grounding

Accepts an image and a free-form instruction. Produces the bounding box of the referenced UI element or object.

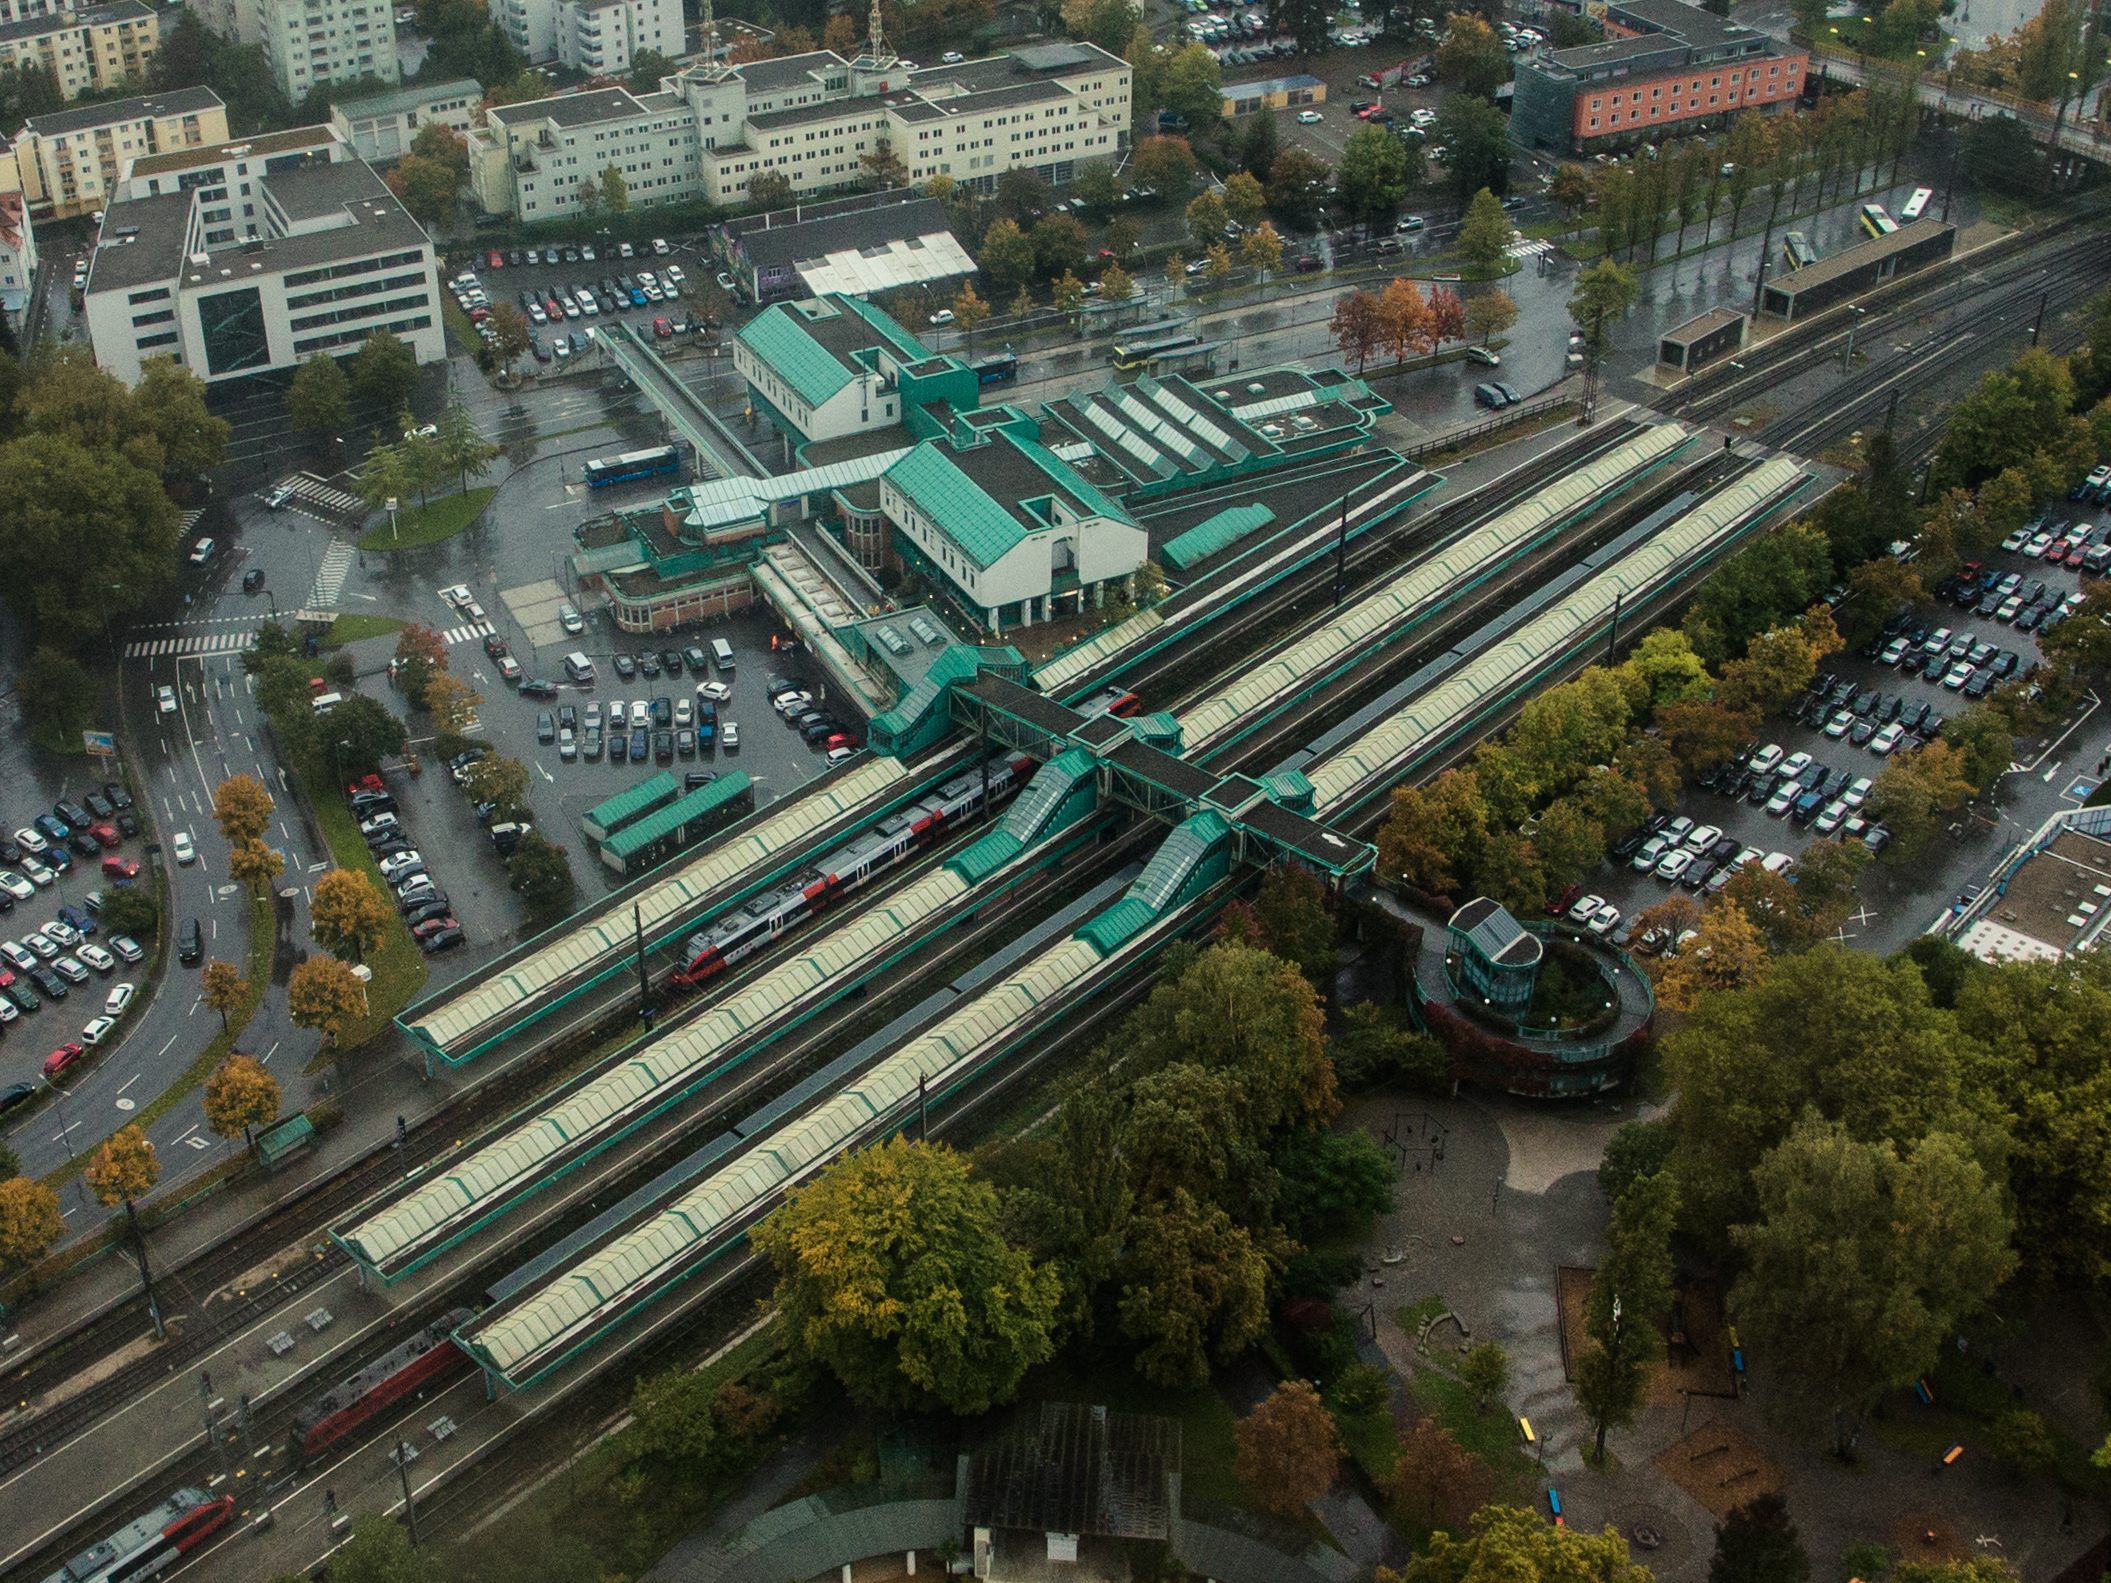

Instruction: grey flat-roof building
[1658,306,1747,373]
[1759,219,1956,320]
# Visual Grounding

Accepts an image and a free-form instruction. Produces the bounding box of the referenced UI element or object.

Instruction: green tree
[1332,1000,1447,1091]
[977,217,1035,294]
[1222,169,1266,228]
[1160,41,1224,125]
[625,47,675,91]
[1271,1129,1394,1242]
[20,645,96,752]
[100,886,158,941]
[752,1138,1060,1414]
[325,693,410,773]
[350,330,419,412]
[385,152,462,225]
[1132,132,1199,196]
[1464,286,1519,346]
[1185,188,1230,248]
[325,1513,446,1583]
[1867,740,1976,859]
[287,352,351,436]
[133,357,230,479]
[1568,257,1639,372]
[1709,1493,1810,1583]
[1335,125,1408,235]
[1730,1114,2014,1456]
[1579,1168,1677,1458]
[1433,92,1513,205]
[1436,13,1511,97]
[1379,1505,1654,1581]
[485,302,531,377]
[1251,863,1335,982]
[748,170,794,210]
[1116,1186,1272,1387]
[507,830,577,922]
[1029,212,1087,278]
[1460,1341,1510,1411]
[1265,147,1332,230]
[0,433,179,651]
[432,395,499,493]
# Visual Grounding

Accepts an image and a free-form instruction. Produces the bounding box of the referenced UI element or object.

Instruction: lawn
[301,764,427,1053]
[358,486,496,551]
[325,613,405,645]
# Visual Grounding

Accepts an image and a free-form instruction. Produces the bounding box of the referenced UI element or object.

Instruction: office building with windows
[0,0,160,104]
[329,78,480,161]
[82,128,440,385]
[14,86,228,218]
[1511,0,1806,152]
[493,0,679,73]
[468,37,1129,219]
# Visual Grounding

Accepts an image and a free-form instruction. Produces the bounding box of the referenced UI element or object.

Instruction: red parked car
[43,1041,83,1078]
[87,821,120,848]
[347,773,386,798]
[102,856,140,880]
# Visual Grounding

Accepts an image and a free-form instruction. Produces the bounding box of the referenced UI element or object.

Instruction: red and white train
[670,751,1037,987]
[289,1307,474,1466]
[40,1489,234,1583]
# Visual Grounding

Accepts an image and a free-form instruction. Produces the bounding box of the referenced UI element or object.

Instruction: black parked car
[614,653,637,679]
[660,649,685,675]
[521,678,558,700]
[637,652,661,678]
[84,791,113,820]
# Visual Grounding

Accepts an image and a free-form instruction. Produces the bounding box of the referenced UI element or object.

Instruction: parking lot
[448,241,722,368]
[1564,499,2111,951]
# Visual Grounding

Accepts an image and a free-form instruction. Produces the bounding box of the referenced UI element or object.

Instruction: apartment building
[493,0,678,72]
[0,138,38,315]
[0,0,160,103]
[15,86,229,218]
[1511,0,1807,152]
[255,0,399,103]
[84,128,441,384]
[469,40,1130,219]
[329,78,479,160]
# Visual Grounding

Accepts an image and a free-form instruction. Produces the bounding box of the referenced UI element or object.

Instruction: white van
[564,651,595,684]
[710,638,735,673]
[310,692,344,714]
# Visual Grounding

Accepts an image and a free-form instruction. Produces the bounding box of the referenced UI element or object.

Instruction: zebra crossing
[308,540,356,611]
[443,620,495,646]
[275,473,367,524]
[1506,237,1555,259]
[125,630,258,660]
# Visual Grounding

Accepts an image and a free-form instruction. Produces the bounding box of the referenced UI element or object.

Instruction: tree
[1030,213,1087,278]
[507,831,577,922]
[1265,147,1331,231]
[288,955,367,1049]
[950,281,990,352]
[100,886,158,941]
[0,433,180,651]
[385,150,462,224]
[1388,1421,1491,1533]
[392,623,448,705]
[625,47,676,90]
[203,1052,281,1148]
[1731,1115,2013,1456]
[432,396,499,494]
[1433,1341,1504,1420]
[860,134,907,192]
[1380,1505,1654,1581]
[1435,12,1511,97]
[748,170,794,210]
[326,694,409,774]
[977,217,1035,294]
[1578,1168,1677,1458]
[1184,189,1230,249]
[1568,257,1639,369]
[0,1176,63,1272]
[1455,188,1513,274]
[87,1125,159,1212]
[1332,1000,1447,1091]
[325,1514,446,1583]
[288,352,351,436]
[201,959,250,1032]
[1335,125,1408,234]
[1132,132,1198,196]
[1868,740,1976,859]
[1052,270,1086,315]
[1240,221,1283,288]
[1329,289,1385,374]
[485,303,531,376]
[212,772,274,848]
[460,755,530,819]
[423,672,481,737]
[1433,92,1512,205]
[1099,261,1134,303]
[351,330,419,413]
[1464,287,1518,346]
[1203,243,1233,292]
[1233,1380,1340,1522]
[1237,109,1279,179]
[1709,1493,1810,1583]
[229,838,285,894]
[1549,161,1592,227]
[1221,169,1267,229]
[1116,1186,1272,1386]
[311,869,393,963]
[20,646,96,751]
[1982,1408,2056,1477]
[134,358,230,479]
[753,1138,1058,1414]
[1160,42,1224,126]
[1251,864,1334,982]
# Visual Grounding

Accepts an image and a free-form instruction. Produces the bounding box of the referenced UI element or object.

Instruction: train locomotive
[39,1488,234,1583]
[289,1307,474,1466]
[670,751,1038,987]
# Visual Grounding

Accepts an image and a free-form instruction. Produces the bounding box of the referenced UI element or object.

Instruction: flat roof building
[14,86,227,218]
[330,78,480,162]
[1950,805,2111,964]
[1758,218,1955,319]
[1657,306,1746,373]
[733,291,978,449]
[1221,72,1324,117]
[468,35,1129,219]
[720,193,972,304]
[84,130,442,385]
[1511,0,1806,152]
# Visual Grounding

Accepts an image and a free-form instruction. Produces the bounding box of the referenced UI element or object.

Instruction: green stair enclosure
[600,773,755,875]
[582,772,681,845]
[948,747,1101,885]
[1163,503,1276,571]
[1077,810,1234,957]
[1255,769,1316,813]
[869,643,1031,758]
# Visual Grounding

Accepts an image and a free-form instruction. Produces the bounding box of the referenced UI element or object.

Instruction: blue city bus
[582,446,682,488]
[972,352,1018,386]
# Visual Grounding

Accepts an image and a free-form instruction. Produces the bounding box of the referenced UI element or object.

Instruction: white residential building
[494,0,678,72]
[0,138,39,316]
[196,0,398,101]
[14,86,229,218]
[84,128,441,385]
[0,0,160,103]
[468,40,1130,220]
[329,78,479,161]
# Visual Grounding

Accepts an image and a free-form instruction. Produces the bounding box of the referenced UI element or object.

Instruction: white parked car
[80,1015,117,1045]
[721,721,740,750]
[13,827,46,854]
[559,603,584,635]
[1566,893,1604,924]
[378,850,425,882]
[1682,824,1722,852]
[1654,848,1695,882]
[439,583,473,606]
[171,831,196,864]
[1630,834,1668,872]
[1586,903,1620,937]
[697,680,733,702]
[1871,722,1906,755]
[45,920,79,947]
[1296,109,1323,124]
[79,943,114,974]
[0,873,32,902]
